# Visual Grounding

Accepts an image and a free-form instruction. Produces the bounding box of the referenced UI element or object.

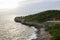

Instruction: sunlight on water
[0,14,37,40]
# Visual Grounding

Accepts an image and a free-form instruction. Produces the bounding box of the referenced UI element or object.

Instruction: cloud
[0,0,60,15]
[0,0,60,9]
[18,0,60,8]
[18,0,60,5]
[18,0,43,5]
[44,0,60,2]
[15,1,60,16]
[0,0,26,9]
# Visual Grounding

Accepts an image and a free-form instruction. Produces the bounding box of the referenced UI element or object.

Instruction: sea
[0,14,37,40]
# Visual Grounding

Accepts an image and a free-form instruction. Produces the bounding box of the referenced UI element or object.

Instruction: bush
[46,24,60,40]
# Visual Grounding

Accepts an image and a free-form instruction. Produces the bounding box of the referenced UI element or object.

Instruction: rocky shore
[14,17,51,40]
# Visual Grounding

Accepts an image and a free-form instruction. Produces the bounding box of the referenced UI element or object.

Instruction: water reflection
[0,15,37,40]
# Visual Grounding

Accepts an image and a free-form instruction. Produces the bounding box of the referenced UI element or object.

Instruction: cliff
[14,10,60,40]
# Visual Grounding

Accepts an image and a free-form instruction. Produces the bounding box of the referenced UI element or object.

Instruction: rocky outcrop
[14,17,51,40]
[14,17,42,28]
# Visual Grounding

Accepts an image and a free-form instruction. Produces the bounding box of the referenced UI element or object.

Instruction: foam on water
[0,14,37,40]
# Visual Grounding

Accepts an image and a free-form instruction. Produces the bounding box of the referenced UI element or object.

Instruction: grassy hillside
[15,10,60,40]
[22,10,60,40]
[46,24,60,40]
[23,10,60,23]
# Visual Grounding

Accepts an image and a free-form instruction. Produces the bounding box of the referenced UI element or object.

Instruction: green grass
[46,24,60,40]
[15,10,60,40]
[23,10,60,23]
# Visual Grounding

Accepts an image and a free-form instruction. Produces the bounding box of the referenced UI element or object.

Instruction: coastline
[14,10,60,40]
[14,18,51,40]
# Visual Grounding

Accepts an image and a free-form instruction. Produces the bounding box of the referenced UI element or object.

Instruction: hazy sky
[0,0,60,16]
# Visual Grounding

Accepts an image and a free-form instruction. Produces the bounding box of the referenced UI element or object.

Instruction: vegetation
[23,10,60,23]
[22,10,60,40]
[46,24,60,40]
[15,10,60,40]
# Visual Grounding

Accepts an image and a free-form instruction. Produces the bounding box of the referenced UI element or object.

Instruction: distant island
[14,10,60,40]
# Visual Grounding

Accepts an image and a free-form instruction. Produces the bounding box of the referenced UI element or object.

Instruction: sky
[0,0,60,16]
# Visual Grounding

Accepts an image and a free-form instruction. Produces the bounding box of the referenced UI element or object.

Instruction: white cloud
[0,0,60,15]
[18,0,60,7]
[0,0,59,9]
[0,0,26,9]
[18,0,43,5]
[41,0,60,1]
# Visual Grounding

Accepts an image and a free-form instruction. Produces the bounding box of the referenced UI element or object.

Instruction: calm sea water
[0,14,37,40]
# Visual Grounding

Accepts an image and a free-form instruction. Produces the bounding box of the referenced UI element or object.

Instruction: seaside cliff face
[14,17,50,40]
[15,10,60,23]
[14,10,60,40]
[14,10,60,29]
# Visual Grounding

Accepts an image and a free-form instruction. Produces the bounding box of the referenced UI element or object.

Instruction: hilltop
[22,10,60,23]
[14,10,60,40]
